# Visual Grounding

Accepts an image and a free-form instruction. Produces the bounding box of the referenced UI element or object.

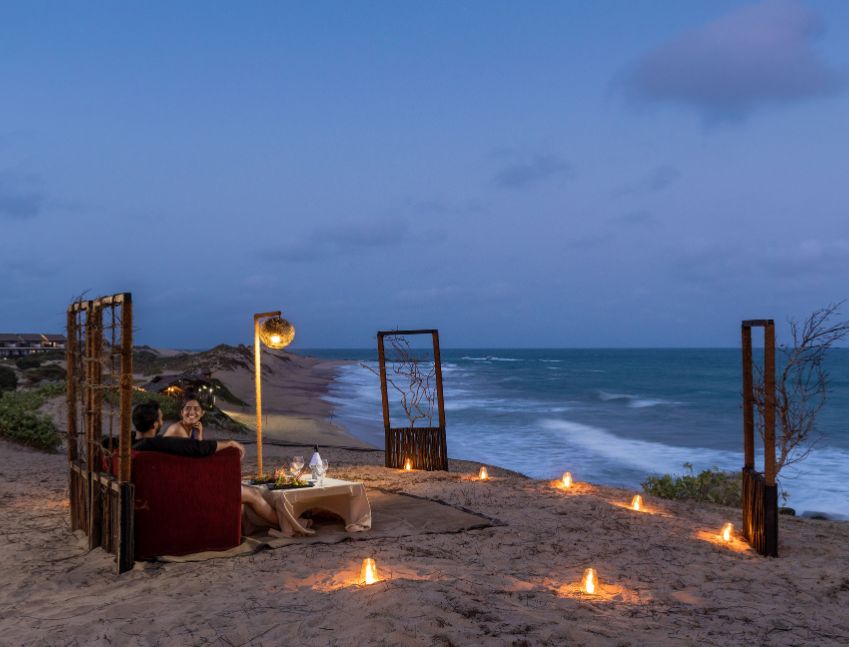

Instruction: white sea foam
[461,356,521,362]
[629,398,679,409]
[539,418,740,474]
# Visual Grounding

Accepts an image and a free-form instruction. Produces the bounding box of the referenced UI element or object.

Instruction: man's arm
[134,436,218,458]
[216,439,245,460]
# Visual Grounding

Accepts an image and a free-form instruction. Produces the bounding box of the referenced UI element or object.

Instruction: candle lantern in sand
[478,466,489,480]
[253,311,295,477]
[404,458,413,471]
[561,472,573,489]
[630,494,642,511]
[721,522,733,542]
[360,558,380,585]
[581,568,598,595]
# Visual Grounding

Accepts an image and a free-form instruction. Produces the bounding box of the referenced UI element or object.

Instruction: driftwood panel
[742,468,778,557]
[386,426,448,471]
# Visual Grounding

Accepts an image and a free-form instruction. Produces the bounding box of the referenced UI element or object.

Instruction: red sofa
[119,447,243,559]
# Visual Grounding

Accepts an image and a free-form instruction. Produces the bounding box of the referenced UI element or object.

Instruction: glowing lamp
[258,316,295,349]
[478,466,489,480]
[630,495,642,511]
[360,558,379,585]
[721,522,733,542]
[561,472,573,488]
[404,458,412,471]
[582,568,598,595]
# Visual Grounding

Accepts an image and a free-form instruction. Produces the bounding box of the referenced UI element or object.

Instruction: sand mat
[159,489,494,563]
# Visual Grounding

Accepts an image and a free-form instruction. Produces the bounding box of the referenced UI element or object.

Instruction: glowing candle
[630,495,642,511]
[404,459,412,471]
[478,466,489,480]
[721,522,733,542]
[582,568,598,595]
[561,472,573,488]
[360,558,379,585]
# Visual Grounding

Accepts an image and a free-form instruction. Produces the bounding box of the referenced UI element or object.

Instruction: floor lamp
[253,311,295,476]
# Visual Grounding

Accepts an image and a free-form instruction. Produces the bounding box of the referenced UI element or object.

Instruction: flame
[404,459,412,471]
[721,522,733,542]
[478,466,489,480]
[582,568,597,595]
[562,472,572,488]
[360,558,379,585]
[631,495,642,511]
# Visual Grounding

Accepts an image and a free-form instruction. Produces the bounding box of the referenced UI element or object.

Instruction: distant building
[0,333,66,358]
[141,371,217,407]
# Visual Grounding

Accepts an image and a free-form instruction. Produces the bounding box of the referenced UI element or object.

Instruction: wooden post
[741,324,754,470]
[66,308,78,464]
[377,333,391,460]
[254,316,263,477]
[432,330,447,464]
[118,293,133,483]
[763,321,776,487]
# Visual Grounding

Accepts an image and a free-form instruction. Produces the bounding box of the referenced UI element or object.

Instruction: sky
[2,0,849,348]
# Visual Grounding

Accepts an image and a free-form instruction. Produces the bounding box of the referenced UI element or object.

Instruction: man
[129,400,278,526]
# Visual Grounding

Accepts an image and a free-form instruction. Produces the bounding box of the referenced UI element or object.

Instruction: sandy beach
[2,352,849,646]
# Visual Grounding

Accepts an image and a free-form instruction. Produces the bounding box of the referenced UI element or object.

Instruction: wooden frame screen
[377,329,447,471]
[67,292,135,573]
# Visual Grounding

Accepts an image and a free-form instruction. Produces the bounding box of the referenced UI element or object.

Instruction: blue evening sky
[2,1,848,348]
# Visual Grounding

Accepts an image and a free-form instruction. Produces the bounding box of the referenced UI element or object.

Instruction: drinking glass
[291,455,305,477]
[314,459,329,486]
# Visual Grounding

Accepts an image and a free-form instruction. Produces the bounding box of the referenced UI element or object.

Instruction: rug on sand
[157,489,494,563]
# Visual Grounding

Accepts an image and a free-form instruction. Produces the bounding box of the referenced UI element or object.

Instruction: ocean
[302,348,849,519]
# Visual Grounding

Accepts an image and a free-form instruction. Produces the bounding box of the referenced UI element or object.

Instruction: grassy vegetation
[22,364,66,385]
[0,366,16,393]
[0,383,64,452]
[642,463,742,508]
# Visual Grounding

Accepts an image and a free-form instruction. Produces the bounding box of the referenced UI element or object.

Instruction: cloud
[614,165,680,196]
[492,154,573,189]
[624,0,844,122]
[263,218,417,262]
[647,165,680,192]
[608,210,657,227]
[0,172,44,219]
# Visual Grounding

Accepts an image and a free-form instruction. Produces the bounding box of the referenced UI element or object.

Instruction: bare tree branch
[753,302,849,478]
[362,334,436,429]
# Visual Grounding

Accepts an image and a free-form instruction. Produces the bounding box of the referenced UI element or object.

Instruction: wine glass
[291,455,305,478]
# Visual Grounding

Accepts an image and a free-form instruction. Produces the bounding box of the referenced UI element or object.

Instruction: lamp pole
[253,310,281,477]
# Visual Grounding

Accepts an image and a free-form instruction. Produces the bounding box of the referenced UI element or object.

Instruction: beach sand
[4,353,849,646]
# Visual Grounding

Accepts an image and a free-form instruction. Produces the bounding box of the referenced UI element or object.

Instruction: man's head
[132,400,163,437]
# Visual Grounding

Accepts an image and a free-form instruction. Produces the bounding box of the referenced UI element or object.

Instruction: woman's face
[181,400,203,426]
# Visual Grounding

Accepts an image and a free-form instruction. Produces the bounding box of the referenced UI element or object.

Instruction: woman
[163,393,205,440]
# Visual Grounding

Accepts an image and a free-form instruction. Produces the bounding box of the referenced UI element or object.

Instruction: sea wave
[460,356,521,362]
[539,418,740,475]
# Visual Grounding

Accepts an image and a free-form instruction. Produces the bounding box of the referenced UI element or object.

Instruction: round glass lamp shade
[259,316,295,349]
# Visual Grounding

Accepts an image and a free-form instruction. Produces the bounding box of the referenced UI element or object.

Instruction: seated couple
[131,396,278,527]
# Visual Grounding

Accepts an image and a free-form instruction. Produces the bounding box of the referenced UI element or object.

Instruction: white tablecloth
[261,477,372,538]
